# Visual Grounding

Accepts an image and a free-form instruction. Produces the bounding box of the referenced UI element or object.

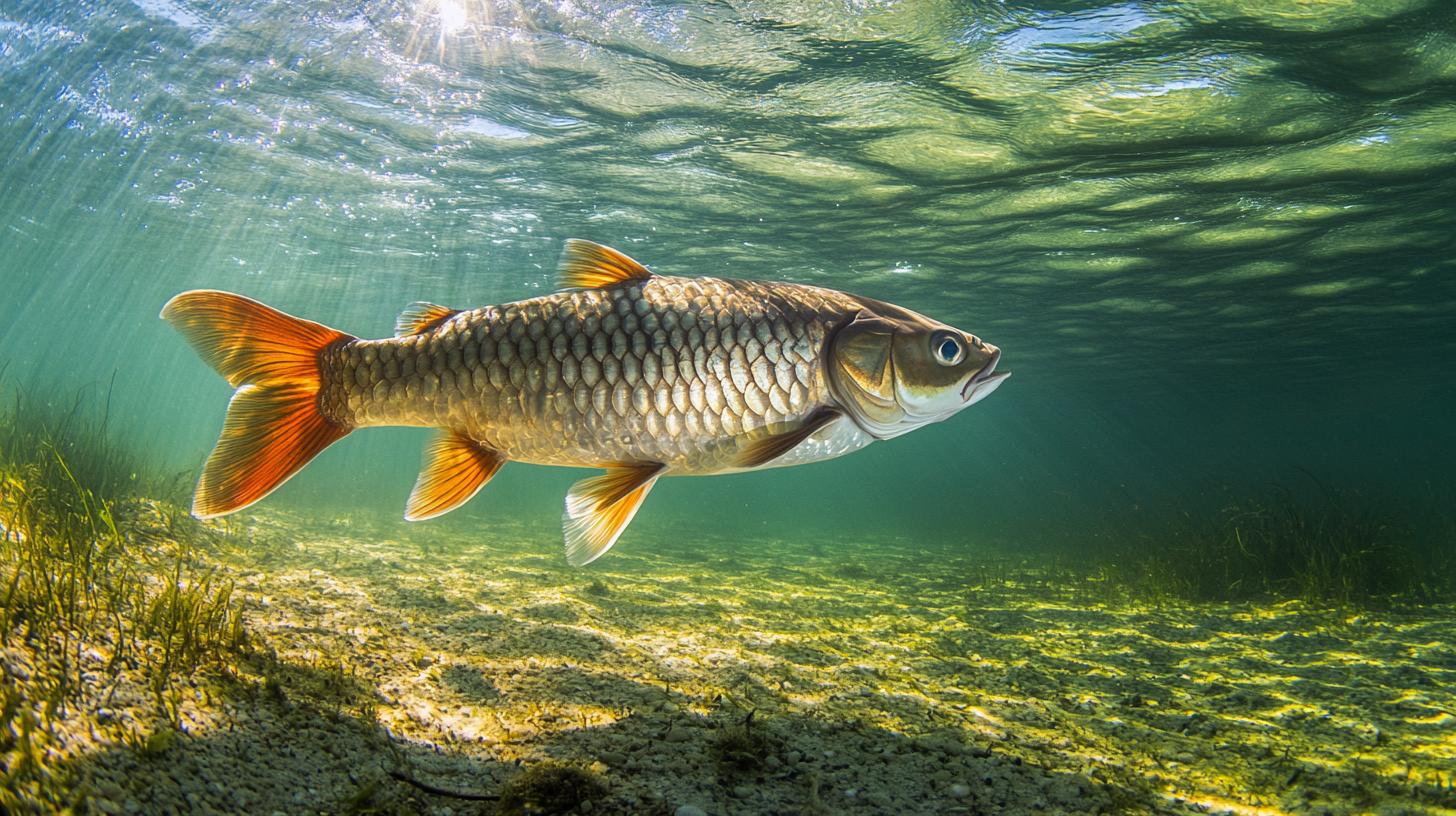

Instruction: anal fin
[563,462,665,566]
[732,406,842,469]
[405,431,506,521]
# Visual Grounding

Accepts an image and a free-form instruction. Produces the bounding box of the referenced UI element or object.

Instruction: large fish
[163,241,1009,565]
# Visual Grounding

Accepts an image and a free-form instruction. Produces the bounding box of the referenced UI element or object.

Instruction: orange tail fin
[161,290,356,519]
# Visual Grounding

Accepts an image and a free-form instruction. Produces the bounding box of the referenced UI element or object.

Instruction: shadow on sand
[56,642,1146,816]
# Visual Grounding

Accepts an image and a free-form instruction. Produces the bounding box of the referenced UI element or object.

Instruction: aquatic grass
[708,711,784,778]
[0,376,250,813]
[1082,479,1456,607]
[0,374,175,508]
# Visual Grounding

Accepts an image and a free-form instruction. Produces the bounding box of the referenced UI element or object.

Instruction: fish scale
[319,276,848,473]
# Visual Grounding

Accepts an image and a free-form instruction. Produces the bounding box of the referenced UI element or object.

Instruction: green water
[2,0,1454,549]
[4,4,1456,814]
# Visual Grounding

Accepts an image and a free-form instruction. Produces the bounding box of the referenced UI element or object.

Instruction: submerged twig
[387,768,499,801]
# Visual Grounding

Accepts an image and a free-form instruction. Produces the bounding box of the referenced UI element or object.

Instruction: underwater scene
[2,0,1455,813]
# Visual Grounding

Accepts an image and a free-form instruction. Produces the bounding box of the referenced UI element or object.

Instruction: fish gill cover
[0,1,1454,814]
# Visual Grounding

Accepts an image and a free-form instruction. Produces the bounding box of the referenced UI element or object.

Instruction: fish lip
[961,351,1009,401]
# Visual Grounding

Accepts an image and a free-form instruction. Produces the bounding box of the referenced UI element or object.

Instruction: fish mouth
[961,350,1010,402]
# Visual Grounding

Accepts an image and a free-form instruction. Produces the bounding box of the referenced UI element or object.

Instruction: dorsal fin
[557,239,653,290]
[395,302,460,337]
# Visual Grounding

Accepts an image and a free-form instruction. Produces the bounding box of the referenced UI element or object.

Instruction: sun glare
[436,0,468,35]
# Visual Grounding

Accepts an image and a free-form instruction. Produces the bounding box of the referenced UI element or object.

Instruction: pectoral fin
[563,462,665,566]
[731,406,842,469]
[404,431,506,521]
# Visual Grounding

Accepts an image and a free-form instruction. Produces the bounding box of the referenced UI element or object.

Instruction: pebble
[674,807,708,816]
[733,784,755,799]
[949,783,972,798]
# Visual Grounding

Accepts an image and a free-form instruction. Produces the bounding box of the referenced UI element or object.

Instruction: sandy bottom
[12,509,1456,815]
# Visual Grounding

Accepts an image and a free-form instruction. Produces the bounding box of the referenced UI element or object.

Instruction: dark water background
[2,0,1453,554]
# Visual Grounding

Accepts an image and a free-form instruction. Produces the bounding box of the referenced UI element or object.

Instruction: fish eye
[930,331,964,366]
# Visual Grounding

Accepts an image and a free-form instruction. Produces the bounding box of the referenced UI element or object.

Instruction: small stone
[949,783,972,798]
[732,784,754,799]
[786,750,803,765]
[674,807,708,816]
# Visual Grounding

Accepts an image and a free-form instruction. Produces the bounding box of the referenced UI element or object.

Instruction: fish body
[324,275,869,474]
[163,241,1009,565]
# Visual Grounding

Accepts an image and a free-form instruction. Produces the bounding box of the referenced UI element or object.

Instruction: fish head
[828,298,1009,439]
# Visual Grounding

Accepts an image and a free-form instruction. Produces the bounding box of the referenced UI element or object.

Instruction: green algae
[496,761,608,816]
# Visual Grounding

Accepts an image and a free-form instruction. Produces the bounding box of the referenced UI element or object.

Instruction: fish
[162,240,1010,565]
